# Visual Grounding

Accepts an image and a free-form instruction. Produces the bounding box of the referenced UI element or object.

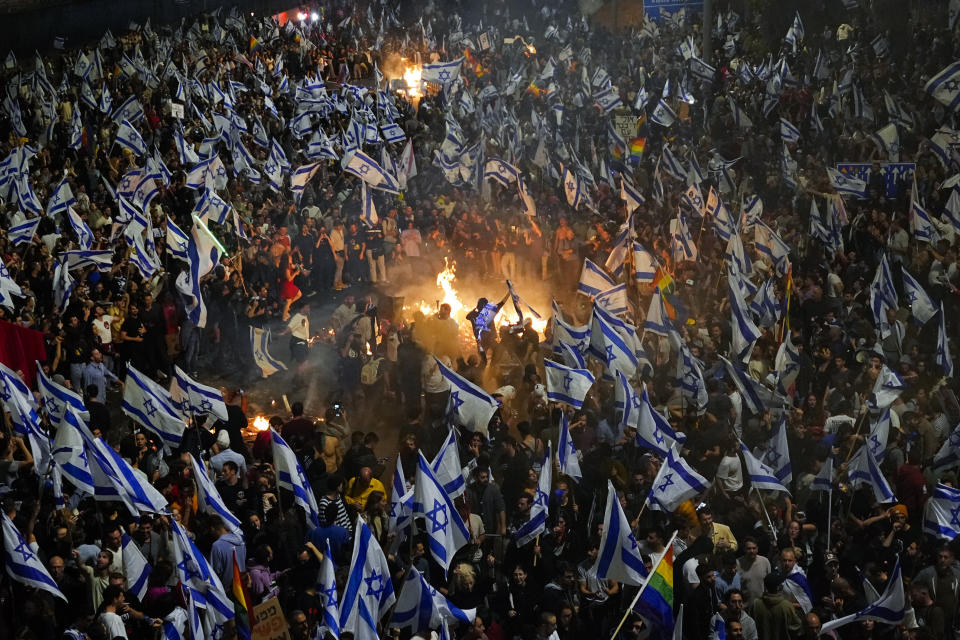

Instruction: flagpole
[608,530,678,640]
[826,487,833,553]
[753,487,778,544]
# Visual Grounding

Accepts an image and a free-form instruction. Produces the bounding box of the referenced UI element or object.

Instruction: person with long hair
[278,252,303,322]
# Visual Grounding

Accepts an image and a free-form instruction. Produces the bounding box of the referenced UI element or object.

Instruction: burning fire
[253,416,269,432]
[403,64,422,99]
[408,259,547,338]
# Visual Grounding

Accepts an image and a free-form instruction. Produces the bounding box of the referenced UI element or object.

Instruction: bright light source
[310,12,319,22]
[297,11,307,21]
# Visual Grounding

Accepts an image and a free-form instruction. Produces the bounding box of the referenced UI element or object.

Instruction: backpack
[360,357,383,385]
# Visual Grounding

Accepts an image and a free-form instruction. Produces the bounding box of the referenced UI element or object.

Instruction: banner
[643,0,704,23]
[835,162,916,198]
[252,597,291,640]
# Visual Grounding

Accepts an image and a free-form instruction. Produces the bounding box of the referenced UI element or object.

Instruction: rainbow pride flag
[249,36,261,53]
[628,137,646,162]
[634,544,674,629]
[231,550,253,640]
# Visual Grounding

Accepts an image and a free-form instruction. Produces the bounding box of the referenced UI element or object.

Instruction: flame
[526,45,537,55]
[403,64,422,99]
[253,416,269,431]
[435,258,464,317]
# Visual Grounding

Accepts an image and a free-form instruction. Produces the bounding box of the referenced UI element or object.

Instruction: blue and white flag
[820,557,905,635]
[360,180,378,227]
[88,435,169,515]
[645,445,710,513]
[339,520,396,640]
[47,178,76,218]
[672,214,697,262]
[866,364,906,413]
[562,166,584,209]
[590,304,639,380]
[910,198,941,244]
[422,58,464,85]
[121,532,152,600]
[728,96,753,130]
[934,424,960,471]
[728,275,762,363]
[925,61,960,110]
[514,443,552,547]
[319,540,341,639]
[51,408,96,495]
[763,414,792,485]
[183,214,225,328]
[389,463,414,547]
[827,167,867,197]
[621,178,645,213]
[431,428,466,498]
[901,268,937,324]
[345,150,400,194]
[544,359,595,409]
[592,479,648,585]
[811,456,834,493]
[578,258,617,297]
[551,301,591,359]
[272,429,321,528]
[63,249,113,272]
[784,11,804,51]
[115,119,147,156]
[190,454,243,537]
[7,217,40,246]
[868,409,892,462]
[938,301,954,377]
[783,567,814,614]
[644,287,673,336]
[847,445,896,503]
[169,366,227,421]
[619,373,686,457]
[67,207,94,250]
[595,284,629,316]
[753,221,791,276]
[37,365,88,427]
[391,566,476,634]
[165,217,190,263]
[632,243,657,283]
[650,99,677,128]
[740,443,790,493]
[2,512,66,601]
[291,162,322,201]
[923,483,960,540]
[779,118,801,144]
[250,327,287,377]
[557,412,582,482]
[719,355,767,415]
[674,334,709,412]
[122,364,187,453]
[435,358,499,435]
[169,520,233,624]
[483,159,520,186]
[414,452,469,572]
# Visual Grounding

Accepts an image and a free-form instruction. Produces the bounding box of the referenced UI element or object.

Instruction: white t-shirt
[99,611,127,639]
[92,315,114,345]
[288,313,310,340]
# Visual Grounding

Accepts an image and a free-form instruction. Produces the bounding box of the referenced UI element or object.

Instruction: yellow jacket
[709,523,738,552]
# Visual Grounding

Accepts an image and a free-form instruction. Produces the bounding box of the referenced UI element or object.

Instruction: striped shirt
[318,495,352,531]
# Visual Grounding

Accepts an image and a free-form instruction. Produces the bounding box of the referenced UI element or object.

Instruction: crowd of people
[1,0,960,638]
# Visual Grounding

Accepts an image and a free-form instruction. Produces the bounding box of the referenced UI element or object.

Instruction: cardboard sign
[252,597,291,640]
[166,101,185,119]
[478,32,491,51]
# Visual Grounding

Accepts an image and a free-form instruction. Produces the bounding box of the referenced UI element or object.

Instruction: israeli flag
[590,304,639,380]
[644,287,673,336]
[938,302,954,377]
[910,198,941,244]
[762,414,792,484]
[514,443,552,547]
[88,435,169,515]
[562,166,584,208]
[925,60,960,110]
[783,567,814,613]
[619,373,686,457]
[595,284,629,316]
[121,533,152,600]
[392,566,476,634]
[389,463,414,547]
[190,454,243,537]
[660,145,686,181]
[421,58,464,85]
[360,181,379,228]
[847,446,896,503]
[7,217,40,246]
[740,443,790,493]
[826,167,867,197]
[67,207,94,250]
[866,364,906,413]
[675,335,709,412]
[51,408,96,495]
[250,327,287,377]
[551,301,591,360]
[719,355,766,415]
[779,117,802,143]
[483,159,520,186]
[169,366,227,421]
[174,129,199,164]
[431,428,466,498]
[621,178,645,213]
[47,178,76,218]
[122,365,187,453]
[578,258,617,297]
[544,359,595,409]
[820,557,905,635]
[37,366,88,427]
[166,217,190,263]
[868,409,892,463]
[344,150,400,194]
[811,456,834,494]
[592,480,648,585]
[753,221,791,276]
[672,213,698,262]
[115,119,147,156]
[272,429,321,528]
[3,512,67,601]
[291,162,322,200]
[557,412,582,482]
[339,519,397,640]
[646,446,710,513]
[435,358,499,435]
[728,96,753,129]
[169,521,234,623]
[319,540,341,639]
[650,99,677,127]
[728,276,762,363]
[923,483,960,540]
[630,243,656,283]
